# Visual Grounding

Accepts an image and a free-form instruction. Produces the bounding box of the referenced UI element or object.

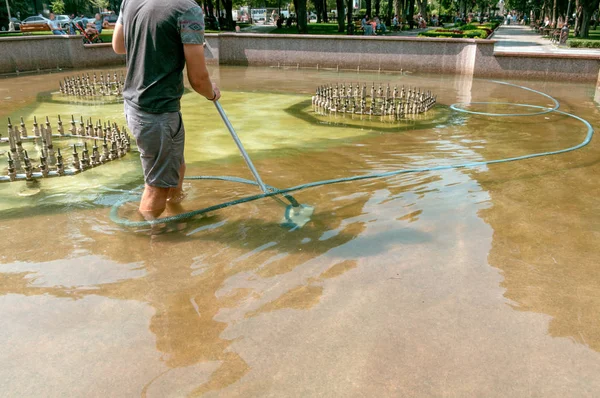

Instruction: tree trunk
[577,1,600,37]
[552,0,557,26]
[315,0,323,23]
[336,0,345,31]
[296,0,308,33]
[459,0,466,17]
[322,0,329,22]
[580,7,590,36]
[206,0,214,19]
[574,3,582,36]
[375,0,381,16]
[416,0,427,19]
[346,0,353,33]
[387,0,394,24]
[366,0,372,17]
[393,0,399,18]
[407,0,415,26]
[221,0,234,30]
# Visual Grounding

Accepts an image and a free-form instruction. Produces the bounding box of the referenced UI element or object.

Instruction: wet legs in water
[139,163,187,220]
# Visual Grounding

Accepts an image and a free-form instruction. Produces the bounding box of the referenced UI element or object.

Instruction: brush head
[282,204,315,230]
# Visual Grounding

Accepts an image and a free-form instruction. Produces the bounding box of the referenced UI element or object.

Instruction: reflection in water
[1,69,600,396]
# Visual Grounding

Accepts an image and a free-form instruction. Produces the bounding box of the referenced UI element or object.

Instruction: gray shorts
[124,101,185,188]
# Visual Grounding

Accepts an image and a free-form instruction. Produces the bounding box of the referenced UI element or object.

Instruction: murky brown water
[1,66,600,397]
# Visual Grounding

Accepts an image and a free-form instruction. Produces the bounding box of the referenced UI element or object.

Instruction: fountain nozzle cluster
[59,71,125,98]
[1,115,132,182]
[312,82,436,119]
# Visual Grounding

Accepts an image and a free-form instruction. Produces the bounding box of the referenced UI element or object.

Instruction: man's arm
[112,22,126,54]
[183,44,220,101]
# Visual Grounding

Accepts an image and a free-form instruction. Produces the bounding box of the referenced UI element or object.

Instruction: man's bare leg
[167,163,187,204]
[139,184,170,220]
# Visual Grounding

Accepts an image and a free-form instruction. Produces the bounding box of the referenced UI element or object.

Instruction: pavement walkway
[492,24,600,56]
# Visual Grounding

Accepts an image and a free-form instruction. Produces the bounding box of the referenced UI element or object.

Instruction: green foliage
[464,29,487,38]
[481,22,499,29]
[419,31,466,38]
[567,39,600,47]
[461,24,478,30]
[419,28,488,38]
[270,22,343,34]
[89,0,109,10]
[51,0,66,14]
[0,0,32,19]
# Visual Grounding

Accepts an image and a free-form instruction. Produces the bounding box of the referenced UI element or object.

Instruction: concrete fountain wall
[1,33,599,82]
[0,36,125,74]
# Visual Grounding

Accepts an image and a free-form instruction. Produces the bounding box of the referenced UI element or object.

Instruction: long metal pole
[213,101,270,194]
[5,0,11,20]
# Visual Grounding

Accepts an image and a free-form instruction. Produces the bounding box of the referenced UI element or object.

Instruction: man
[68,14,77,34]
[48,13,66,35]
[112,0,220,220]
[94,13,103,34]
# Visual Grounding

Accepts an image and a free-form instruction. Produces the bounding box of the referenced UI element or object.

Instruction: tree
[366,0,372,16]
[314,0,324,22]
[407,0,415,25]
[415,0,427,18]
[346,0,353,33]
[89,0,109,12]
[336,0,345,31]
[575,0,600,37]
[221,0,235,30]
[321,0,329,22]
[294,0,308,32]
[51,0,66,14]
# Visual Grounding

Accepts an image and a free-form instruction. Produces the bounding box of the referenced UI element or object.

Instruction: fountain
[58,71,125,98]
[312,82,436,120]
[1,115,131,183]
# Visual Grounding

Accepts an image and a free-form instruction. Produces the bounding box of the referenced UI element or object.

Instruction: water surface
[1,66,599,397]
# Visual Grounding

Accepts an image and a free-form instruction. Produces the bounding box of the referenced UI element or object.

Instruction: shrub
[465,30,488,38]
[420,27,489,39]
[461,24,479,30]
[567,39,600,48]
[478,27,493,36]
[418,31,467,38]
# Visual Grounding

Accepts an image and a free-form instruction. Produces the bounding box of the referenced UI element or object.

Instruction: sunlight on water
[1,66,600,397]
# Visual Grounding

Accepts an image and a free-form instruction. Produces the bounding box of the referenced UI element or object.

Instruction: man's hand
[210,84,221,102]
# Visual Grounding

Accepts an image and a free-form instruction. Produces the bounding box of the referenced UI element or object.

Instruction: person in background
[68,14,77,34]
[48,13,66,35]
[392,14,399,29]
[94,13,103,34]
[375,16,387,33]
[362,15,374,35]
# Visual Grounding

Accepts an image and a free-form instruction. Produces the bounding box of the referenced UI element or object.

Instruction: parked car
[55,14,71,28]
[20,15,51,33]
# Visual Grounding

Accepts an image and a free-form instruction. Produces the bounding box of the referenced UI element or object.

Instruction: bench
[20,24,51,33]
[353,20,364,35]
[550,29,562,44]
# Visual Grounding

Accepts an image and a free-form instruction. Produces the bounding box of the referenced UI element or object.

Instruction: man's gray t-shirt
[118,0,205,114]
